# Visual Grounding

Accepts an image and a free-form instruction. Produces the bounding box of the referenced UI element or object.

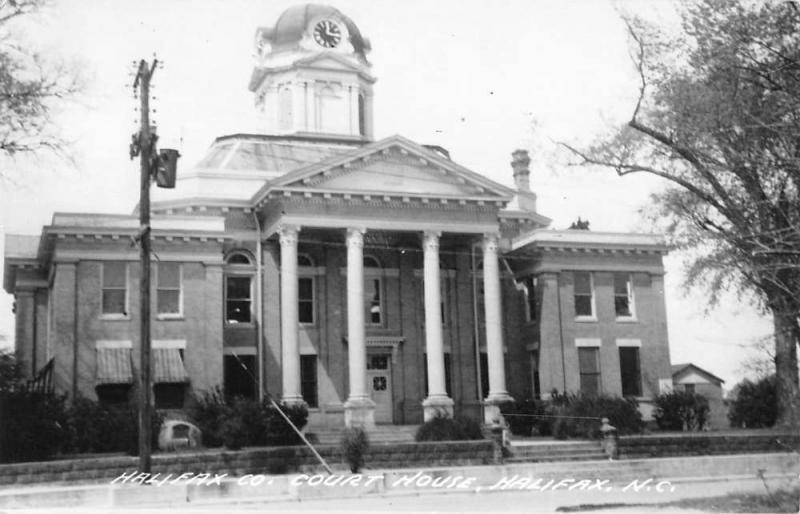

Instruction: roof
[257,4,370,59]
[511,229,668,253]
[672,363,725,384]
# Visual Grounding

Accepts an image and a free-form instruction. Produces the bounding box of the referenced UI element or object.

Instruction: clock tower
[249,4,376,140]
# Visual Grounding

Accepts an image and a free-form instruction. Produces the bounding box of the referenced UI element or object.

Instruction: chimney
[511,149,531,192]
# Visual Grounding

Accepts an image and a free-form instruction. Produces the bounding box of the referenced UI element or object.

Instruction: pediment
[294,53,368,74]
[262,135,515,202]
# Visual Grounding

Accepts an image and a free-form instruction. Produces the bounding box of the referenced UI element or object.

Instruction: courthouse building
[3,4,673,428]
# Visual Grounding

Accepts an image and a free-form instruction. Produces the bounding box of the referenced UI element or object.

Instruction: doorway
[367,354,393,424]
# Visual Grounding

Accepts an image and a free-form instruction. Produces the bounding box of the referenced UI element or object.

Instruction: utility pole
[132,58,157,474]
[130,57,180,474]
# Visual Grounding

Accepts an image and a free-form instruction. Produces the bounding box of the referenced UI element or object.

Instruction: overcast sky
[0,0,773,388]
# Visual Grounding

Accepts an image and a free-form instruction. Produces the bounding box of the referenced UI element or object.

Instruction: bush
[0,390,69,462]
[188,391,309,450]
[654,391,709,431]
[66,396,133,453]
[499,399,548,437]
[341,427,369,473]
[543,393,643,440]
[415,415,485,442]
[728,375,778,428]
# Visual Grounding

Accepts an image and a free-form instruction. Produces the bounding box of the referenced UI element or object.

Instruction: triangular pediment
[294,53,371,75]
[256,135,515,203]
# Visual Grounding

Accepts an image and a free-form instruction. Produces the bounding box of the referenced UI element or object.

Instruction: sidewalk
[0,452,797,510]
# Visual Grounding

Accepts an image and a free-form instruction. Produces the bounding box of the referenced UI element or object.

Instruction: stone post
[279,225,304,405]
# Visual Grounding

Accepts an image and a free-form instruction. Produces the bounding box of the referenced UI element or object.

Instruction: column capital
[346,227,365,248]
[422,231,441,252]
[482,232,500,253]
[278,225,300,246]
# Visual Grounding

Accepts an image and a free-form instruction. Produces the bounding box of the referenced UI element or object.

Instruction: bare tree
[0,0,82,166]
[560,0,800,427]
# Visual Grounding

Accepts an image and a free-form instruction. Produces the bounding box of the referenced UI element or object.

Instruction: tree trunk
[771,302,800,429]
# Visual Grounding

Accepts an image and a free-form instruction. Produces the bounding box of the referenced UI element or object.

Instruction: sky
[0,0,774,389]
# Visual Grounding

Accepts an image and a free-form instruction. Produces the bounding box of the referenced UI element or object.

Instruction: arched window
[225,251,255,324]
[227,252,252,265]
[363,255,382,324]
[297,254,314,267]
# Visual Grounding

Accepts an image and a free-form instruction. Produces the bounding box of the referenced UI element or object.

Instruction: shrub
[0,390,69,462]
[66,396,134,453]
[188,391,309,450]
[341,427,369,473]
[187,387,230,447]
[728,375,778,428]
[654,391,710,431]
[543,393,643,439]
[415,415,485,442]
[499,399,547,437]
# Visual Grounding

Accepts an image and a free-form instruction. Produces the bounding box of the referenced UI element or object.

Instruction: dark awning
[96,348,133,385]
[153,348,189,383]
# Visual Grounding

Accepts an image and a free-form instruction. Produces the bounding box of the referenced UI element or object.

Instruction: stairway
[307,425,419,446]
[505,440,608,463]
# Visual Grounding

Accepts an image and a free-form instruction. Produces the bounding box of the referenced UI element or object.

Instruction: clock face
[313,20,342,48]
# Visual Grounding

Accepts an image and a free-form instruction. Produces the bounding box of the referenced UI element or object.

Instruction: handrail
[268,397,333,475]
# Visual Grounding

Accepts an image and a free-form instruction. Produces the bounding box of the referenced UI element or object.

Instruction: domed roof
[260,4,370,59]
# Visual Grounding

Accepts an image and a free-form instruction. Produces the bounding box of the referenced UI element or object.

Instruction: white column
[279,225,303,405]
[422,231,454,420]
[344,227,375,428]
[483,233,512,413]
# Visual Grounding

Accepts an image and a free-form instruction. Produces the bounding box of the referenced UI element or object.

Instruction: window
[619,347,642,397]
[227,253,251,265]
[278,87,292,130]
[224,354,256,400]
[614,273,635,318]
[524,276,537,322]
[423,353,452,397]
[226,276,252,323]
[157,263,182,316]
[154,383,185,409]
[530,351,541,399]
[300,355,318,408]
[96,384,131,405]
[364,256,382,325]
[479,352,489,399]
[573,272,594,318]
[578,347,601,395]
[358,93,366,136]
[101,262,128,316]
[298,277,314,324]
[684,383,695,395]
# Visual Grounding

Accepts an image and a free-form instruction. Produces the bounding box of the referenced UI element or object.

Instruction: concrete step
[505,453,609,463]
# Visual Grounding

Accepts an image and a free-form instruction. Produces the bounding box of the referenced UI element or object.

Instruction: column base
[281,395,307,408]
[483,393,513,426]
[422,395,455,421]
[344,397,376,429]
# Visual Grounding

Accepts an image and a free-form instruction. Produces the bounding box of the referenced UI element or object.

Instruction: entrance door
[367,354,393,424]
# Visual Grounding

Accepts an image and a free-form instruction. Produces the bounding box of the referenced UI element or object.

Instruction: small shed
[671,363,727,429]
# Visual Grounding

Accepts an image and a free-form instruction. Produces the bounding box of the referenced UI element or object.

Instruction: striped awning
[152,348,189,383]
[96,348,134,385]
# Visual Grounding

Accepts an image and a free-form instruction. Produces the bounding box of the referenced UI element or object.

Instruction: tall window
[224,354,256,400]
[530,350,541,399]
[298,254,315,325]
[619,347,642,397]
[524,276,537,322]
[573,272,594,318]
[226,277,252,323]
[578,347,601,395]
[278,87,292,130]
[300,355,318,408]
[364,256,382,325]
[614,273,635,318]
[479,352,489,400]
[102,262,128,316]
[157,262,182,316]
